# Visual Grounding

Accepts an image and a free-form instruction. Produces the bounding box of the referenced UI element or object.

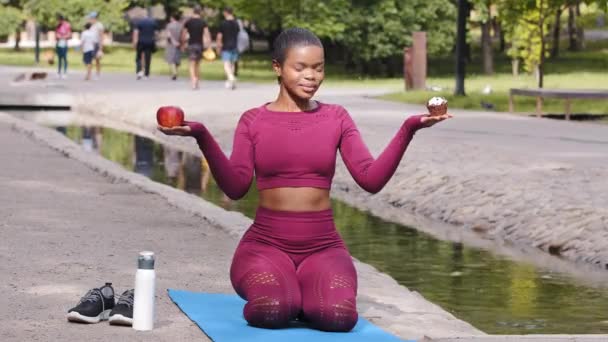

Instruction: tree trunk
[568,5,579,51]
[551,8,562,58]
[512,59,519,76]
[14,28,21,51]
[455,0,468,96]
[481,20,494,74]
[538,0,546,88]
[493,18,505,52]
[576,1,585,49]
[34,24,40,65]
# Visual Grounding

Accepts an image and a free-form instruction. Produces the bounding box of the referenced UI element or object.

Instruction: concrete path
[0,119,231,341]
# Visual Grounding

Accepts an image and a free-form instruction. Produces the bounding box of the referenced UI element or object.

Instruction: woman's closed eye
[292,63,324,73]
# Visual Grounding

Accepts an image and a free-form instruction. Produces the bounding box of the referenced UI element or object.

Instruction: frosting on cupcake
[428,97,447,106]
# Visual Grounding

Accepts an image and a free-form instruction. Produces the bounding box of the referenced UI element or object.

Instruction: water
[56,124,608,334]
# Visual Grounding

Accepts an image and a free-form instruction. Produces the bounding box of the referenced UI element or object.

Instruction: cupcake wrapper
[427,102,447,116]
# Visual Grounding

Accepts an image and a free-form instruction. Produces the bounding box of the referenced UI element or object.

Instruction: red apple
[156,106,185,127]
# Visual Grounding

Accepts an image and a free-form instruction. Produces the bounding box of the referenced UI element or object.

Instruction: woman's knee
[230,243,303,327]
[243,291,302,329]
[230,243,297,299]
[303,296,358,332]
[237,271,302,327]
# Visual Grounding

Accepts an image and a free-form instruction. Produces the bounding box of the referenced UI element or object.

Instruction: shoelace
[78,288,102,304]
[117,290,134,308]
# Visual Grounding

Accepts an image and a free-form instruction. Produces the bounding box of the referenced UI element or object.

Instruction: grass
[0,45,403,88]
[382,73,608,117]
[0,46,275,82]
[382,40,608,119]
[2,41,608,119]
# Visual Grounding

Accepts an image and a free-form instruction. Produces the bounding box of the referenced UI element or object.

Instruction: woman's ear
[272,59,282,78]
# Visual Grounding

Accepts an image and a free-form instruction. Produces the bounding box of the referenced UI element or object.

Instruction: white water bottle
[133,251,156,331]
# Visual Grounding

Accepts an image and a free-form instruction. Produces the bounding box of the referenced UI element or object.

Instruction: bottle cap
[138,251,155,270]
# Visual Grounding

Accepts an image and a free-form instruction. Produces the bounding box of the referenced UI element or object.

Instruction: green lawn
[382,40,608,120]
[2,42,608,121]
[0,46,275,82]
[0,46,403,88]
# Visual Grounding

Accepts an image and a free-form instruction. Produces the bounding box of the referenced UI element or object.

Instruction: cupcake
[427,97,448,116]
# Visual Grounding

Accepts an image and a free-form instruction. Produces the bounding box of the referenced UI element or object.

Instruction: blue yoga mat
[168,289,409,342]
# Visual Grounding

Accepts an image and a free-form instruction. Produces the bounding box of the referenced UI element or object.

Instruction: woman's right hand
[157,125,191,136]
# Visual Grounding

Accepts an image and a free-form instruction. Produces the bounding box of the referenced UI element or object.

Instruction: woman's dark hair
[271,27,323,66]
[84,22,92,30]
[171,12,181,21]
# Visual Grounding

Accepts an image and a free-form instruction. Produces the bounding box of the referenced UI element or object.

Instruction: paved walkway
[0,119,228,341]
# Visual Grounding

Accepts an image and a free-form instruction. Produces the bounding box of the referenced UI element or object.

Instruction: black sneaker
[66,283,115,323]
[109,289,134,326]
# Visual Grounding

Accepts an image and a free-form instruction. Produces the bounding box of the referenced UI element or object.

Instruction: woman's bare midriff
[259,187,331,212]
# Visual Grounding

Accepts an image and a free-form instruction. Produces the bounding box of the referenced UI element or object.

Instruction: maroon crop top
[186,102,424,200]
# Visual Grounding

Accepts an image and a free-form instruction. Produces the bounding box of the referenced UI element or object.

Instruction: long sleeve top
[186,102,424,200]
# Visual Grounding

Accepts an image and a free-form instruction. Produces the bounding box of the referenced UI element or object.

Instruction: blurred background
[1,0,607,120]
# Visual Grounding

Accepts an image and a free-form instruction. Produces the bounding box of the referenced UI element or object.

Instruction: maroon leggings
[230,207,358,332]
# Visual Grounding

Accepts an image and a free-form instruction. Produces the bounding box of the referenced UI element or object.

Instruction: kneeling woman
[159,28,452,332]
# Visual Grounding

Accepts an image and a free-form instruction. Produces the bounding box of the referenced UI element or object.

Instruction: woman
[165,13,182,80]
[158,28,452,332]
[55,15,72,79]
[180,5,211,90]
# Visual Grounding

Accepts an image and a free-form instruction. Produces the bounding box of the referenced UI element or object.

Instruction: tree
[470,0,494,74]
[499,0,557,88]
[455,0,469,96]
[231,0,350,50]
[232,0,456,75]
[341,0,456,75]
[24,0,130,32]
[128,0,191,20]
[0,3,22,38]
[0,0,24,49]
[550,5,564,57]
[566,0,587,51]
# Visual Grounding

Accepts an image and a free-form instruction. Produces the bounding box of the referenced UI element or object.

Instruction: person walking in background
[80,23,96,81]
[233,17,247,79]
[87,11,105,80]
[181,5,211,90]
[165,13,182,81]
[55,15,72,79]
[216,7,239,89]
[132,14,158,80]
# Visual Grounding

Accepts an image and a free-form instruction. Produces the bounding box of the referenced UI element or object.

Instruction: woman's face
[273,45,325,100]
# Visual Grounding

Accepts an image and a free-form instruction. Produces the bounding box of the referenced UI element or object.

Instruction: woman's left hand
[420,113,453,128]
[157,125,191,136]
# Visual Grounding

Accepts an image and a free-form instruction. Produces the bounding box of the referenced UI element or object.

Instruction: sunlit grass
[2,41,608,115]
[382,40,608,117]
